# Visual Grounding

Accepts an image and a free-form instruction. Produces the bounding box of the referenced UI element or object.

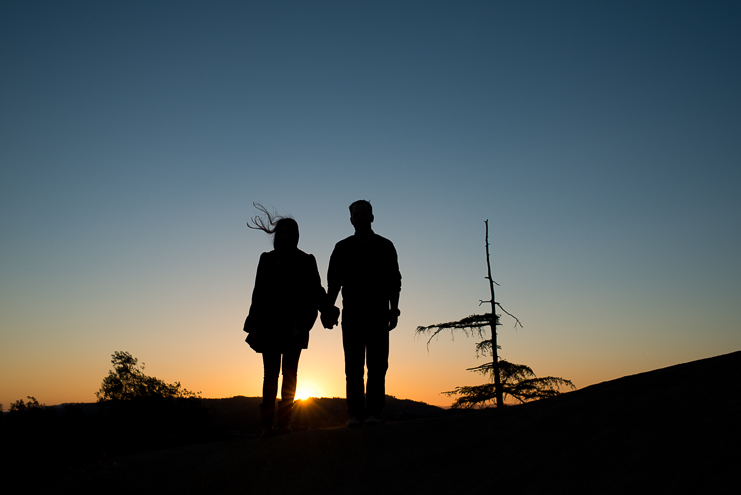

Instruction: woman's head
[246,203,299,250]
[273,217,299,250]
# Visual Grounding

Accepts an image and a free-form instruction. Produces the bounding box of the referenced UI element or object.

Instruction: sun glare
[294,385,316,401]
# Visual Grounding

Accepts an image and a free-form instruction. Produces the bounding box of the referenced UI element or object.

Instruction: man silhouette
[325,200,401,426]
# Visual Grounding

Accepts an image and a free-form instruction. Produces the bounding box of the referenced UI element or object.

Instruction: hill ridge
[58,350,741,494]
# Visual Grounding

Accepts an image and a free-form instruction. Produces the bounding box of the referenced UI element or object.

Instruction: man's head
[349,200,373,233]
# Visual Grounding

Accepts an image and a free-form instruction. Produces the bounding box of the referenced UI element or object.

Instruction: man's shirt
[327,230,401,321]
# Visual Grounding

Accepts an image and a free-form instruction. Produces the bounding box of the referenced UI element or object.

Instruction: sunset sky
[2,1,740,409]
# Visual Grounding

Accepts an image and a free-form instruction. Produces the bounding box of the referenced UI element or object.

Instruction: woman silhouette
[243,204,336,436]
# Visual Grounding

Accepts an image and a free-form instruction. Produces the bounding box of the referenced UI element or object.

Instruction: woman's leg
[276,348,302,432]
[280,348,302,401]
[260,352,282,435]
[262,351,281,405]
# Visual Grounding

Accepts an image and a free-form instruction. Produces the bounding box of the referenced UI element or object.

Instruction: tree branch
[496,303,523,329]
[416,313,499,349]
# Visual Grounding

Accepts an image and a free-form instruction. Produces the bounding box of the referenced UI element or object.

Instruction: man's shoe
[365,415,381,425]
[346,416,363,427]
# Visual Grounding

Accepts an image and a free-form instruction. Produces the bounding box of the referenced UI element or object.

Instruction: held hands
[321,305,340,329]
[320,306,399,330]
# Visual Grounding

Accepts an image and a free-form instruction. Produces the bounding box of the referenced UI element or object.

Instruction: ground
[56,351,741,494]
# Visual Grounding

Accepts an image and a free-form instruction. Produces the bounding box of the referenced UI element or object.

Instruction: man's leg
[342,325,366,419]
[365,327,390,419]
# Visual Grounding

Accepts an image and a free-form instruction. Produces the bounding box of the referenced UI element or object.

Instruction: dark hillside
[203,395,445,435]
[56,351,741,494]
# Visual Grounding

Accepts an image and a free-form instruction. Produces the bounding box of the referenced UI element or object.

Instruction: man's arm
[390,292,399,313]
[323,245,342,329]
[388,291,400,330]
[321,286,341,329]
[387,241,401,330]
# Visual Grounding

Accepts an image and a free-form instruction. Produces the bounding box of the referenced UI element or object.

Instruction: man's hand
[321,306,340,329]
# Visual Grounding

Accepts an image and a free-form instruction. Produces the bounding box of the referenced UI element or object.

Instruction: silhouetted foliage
[96,351,199,401]
[2,395,75,488]
[444,360,574,408]
[0,353,266,489]
[9,395,44,412]
[92,351,212,458]
[417,221,574,408]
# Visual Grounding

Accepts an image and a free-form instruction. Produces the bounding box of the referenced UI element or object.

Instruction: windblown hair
[246,202,294,234]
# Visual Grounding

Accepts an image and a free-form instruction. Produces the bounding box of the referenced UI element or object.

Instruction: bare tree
[417,221,573,408]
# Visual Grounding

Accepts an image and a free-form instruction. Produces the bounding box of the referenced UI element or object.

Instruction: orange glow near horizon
[293,384,317,401]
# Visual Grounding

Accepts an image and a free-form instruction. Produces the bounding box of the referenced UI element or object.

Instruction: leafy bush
[96,351,199,401]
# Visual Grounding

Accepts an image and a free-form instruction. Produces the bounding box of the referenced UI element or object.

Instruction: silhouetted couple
[243,200,401,436]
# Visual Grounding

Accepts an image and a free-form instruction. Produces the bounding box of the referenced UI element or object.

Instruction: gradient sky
[2,0,740,409]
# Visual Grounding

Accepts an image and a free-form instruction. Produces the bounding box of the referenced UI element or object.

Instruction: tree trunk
[484,220,503,407]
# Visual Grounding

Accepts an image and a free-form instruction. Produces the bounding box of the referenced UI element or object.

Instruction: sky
[2,0,740,409]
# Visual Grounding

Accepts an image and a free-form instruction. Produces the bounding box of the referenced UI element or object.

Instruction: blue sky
[2,0,740,408]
